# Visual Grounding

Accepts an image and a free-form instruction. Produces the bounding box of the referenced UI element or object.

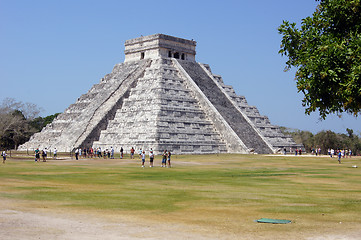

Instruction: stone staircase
[18,60,150,152]
[93,58,227,154]
[200,64,298,150]
[176,60,274,154]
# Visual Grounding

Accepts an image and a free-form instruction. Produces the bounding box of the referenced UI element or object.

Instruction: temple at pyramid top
[19,34,301,154]
[124,34,197,62]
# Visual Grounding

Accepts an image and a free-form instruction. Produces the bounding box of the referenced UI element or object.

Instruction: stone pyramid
[19,34,298,154]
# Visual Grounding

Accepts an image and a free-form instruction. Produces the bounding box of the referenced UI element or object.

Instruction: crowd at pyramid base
[19,34,301,155]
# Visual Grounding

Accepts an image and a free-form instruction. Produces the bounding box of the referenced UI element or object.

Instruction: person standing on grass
[75,148,79,160]
[2,150,6,164]
[53,148,58,159]
[149,149,154,167]
[42,148,47,162]
[83,148,87,158]
[167,150,172,168]
[120,147,123,159]
[338,150,342,164]
[110,147,114,159]
[161,150,167,167]
[141,151,145,168]
[130,147,135,159]
[35,148,40,162]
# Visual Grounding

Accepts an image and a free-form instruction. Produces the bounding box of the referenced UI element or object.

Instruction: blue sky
[1,0,360,134]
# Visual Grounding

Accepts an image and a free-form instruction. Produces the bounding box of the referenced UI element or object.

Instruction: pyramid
[19,34,298,154]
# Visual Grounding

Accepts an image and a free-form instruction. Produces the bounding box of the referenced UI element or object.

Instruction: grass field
[1,153,361,239]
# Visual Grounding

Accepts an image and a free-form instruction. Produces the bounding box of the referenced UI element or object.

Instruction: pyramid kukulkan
[19,34,298,154]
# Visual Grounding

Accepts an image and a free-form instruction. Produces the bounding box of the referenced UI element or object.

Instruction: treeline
[0,98,59,150]
[280,127,361,155]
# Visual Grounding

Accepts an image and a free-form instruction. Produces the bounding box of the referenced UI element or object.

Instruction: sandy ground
[0,199,221,240]
[1,198,361,240]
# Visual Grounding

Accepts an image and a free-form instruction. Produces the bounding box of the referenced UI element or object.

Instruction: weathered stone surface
[200,63,299,150]
[177,61,273,154]
[19,34,298,154]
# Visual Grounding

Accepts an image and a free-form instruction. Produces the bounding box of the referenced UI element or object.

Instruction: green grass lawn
[1,153,361,238]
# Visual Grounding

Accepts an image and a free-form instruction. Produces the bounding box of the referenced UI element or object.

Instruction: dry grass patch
[1,153,361,239]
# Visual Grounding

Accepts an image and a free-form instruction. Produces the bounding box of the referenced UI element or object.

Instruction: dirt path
[2,198,361,240]
[0,198,221,240]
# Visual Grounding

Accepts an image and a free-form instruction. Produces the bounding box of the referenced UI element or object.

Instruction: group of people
[311,147,322,156]
[283,148,303,155]
[34,148,51,162]
[74,147,116,160]
[71,146,172,168]
[327,148,352,164]
[138,148,171,168]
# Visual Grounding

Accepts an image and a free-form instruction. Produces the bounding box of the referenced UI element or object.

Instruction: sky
[1,0,360,135]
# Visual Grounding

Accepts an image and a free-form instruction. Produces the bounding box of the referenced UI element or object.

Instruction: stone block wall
[93,58,227,154]
[200,64,298,151]
[18,60,150,152]
[177,60,273,154]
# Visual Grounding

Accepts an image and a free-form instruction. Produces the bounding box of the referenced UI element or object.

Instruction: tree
[0,98,61,149]
[0,98,43,149]
[29,113,60,132]
[280,127,314,151]
[278,0,361,119]
[281,126,361,155]
[313,130,338,153]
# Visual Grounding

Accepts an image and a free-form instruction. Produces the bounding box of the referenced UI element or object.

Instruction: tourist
[42,148,47,162]
[83,148,87,158]
[130,147,135,159]
[98,147,102,158]
[149,148,154,167]
[120,147,123,159]
[89,148,93,158]
[35,148,40,162]
[110,147,114,159]
[53,148,58,159]
[167,150,172,168]
[141,151,145,168]
[2,150,6,164]
[75,148,79,160]
[161,150,167,167]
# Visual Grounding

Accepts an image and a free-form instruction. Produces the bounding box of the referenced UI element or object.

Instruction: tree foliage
[278,0,361,119]
[0,98,59,150]
[281,127,361,155]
